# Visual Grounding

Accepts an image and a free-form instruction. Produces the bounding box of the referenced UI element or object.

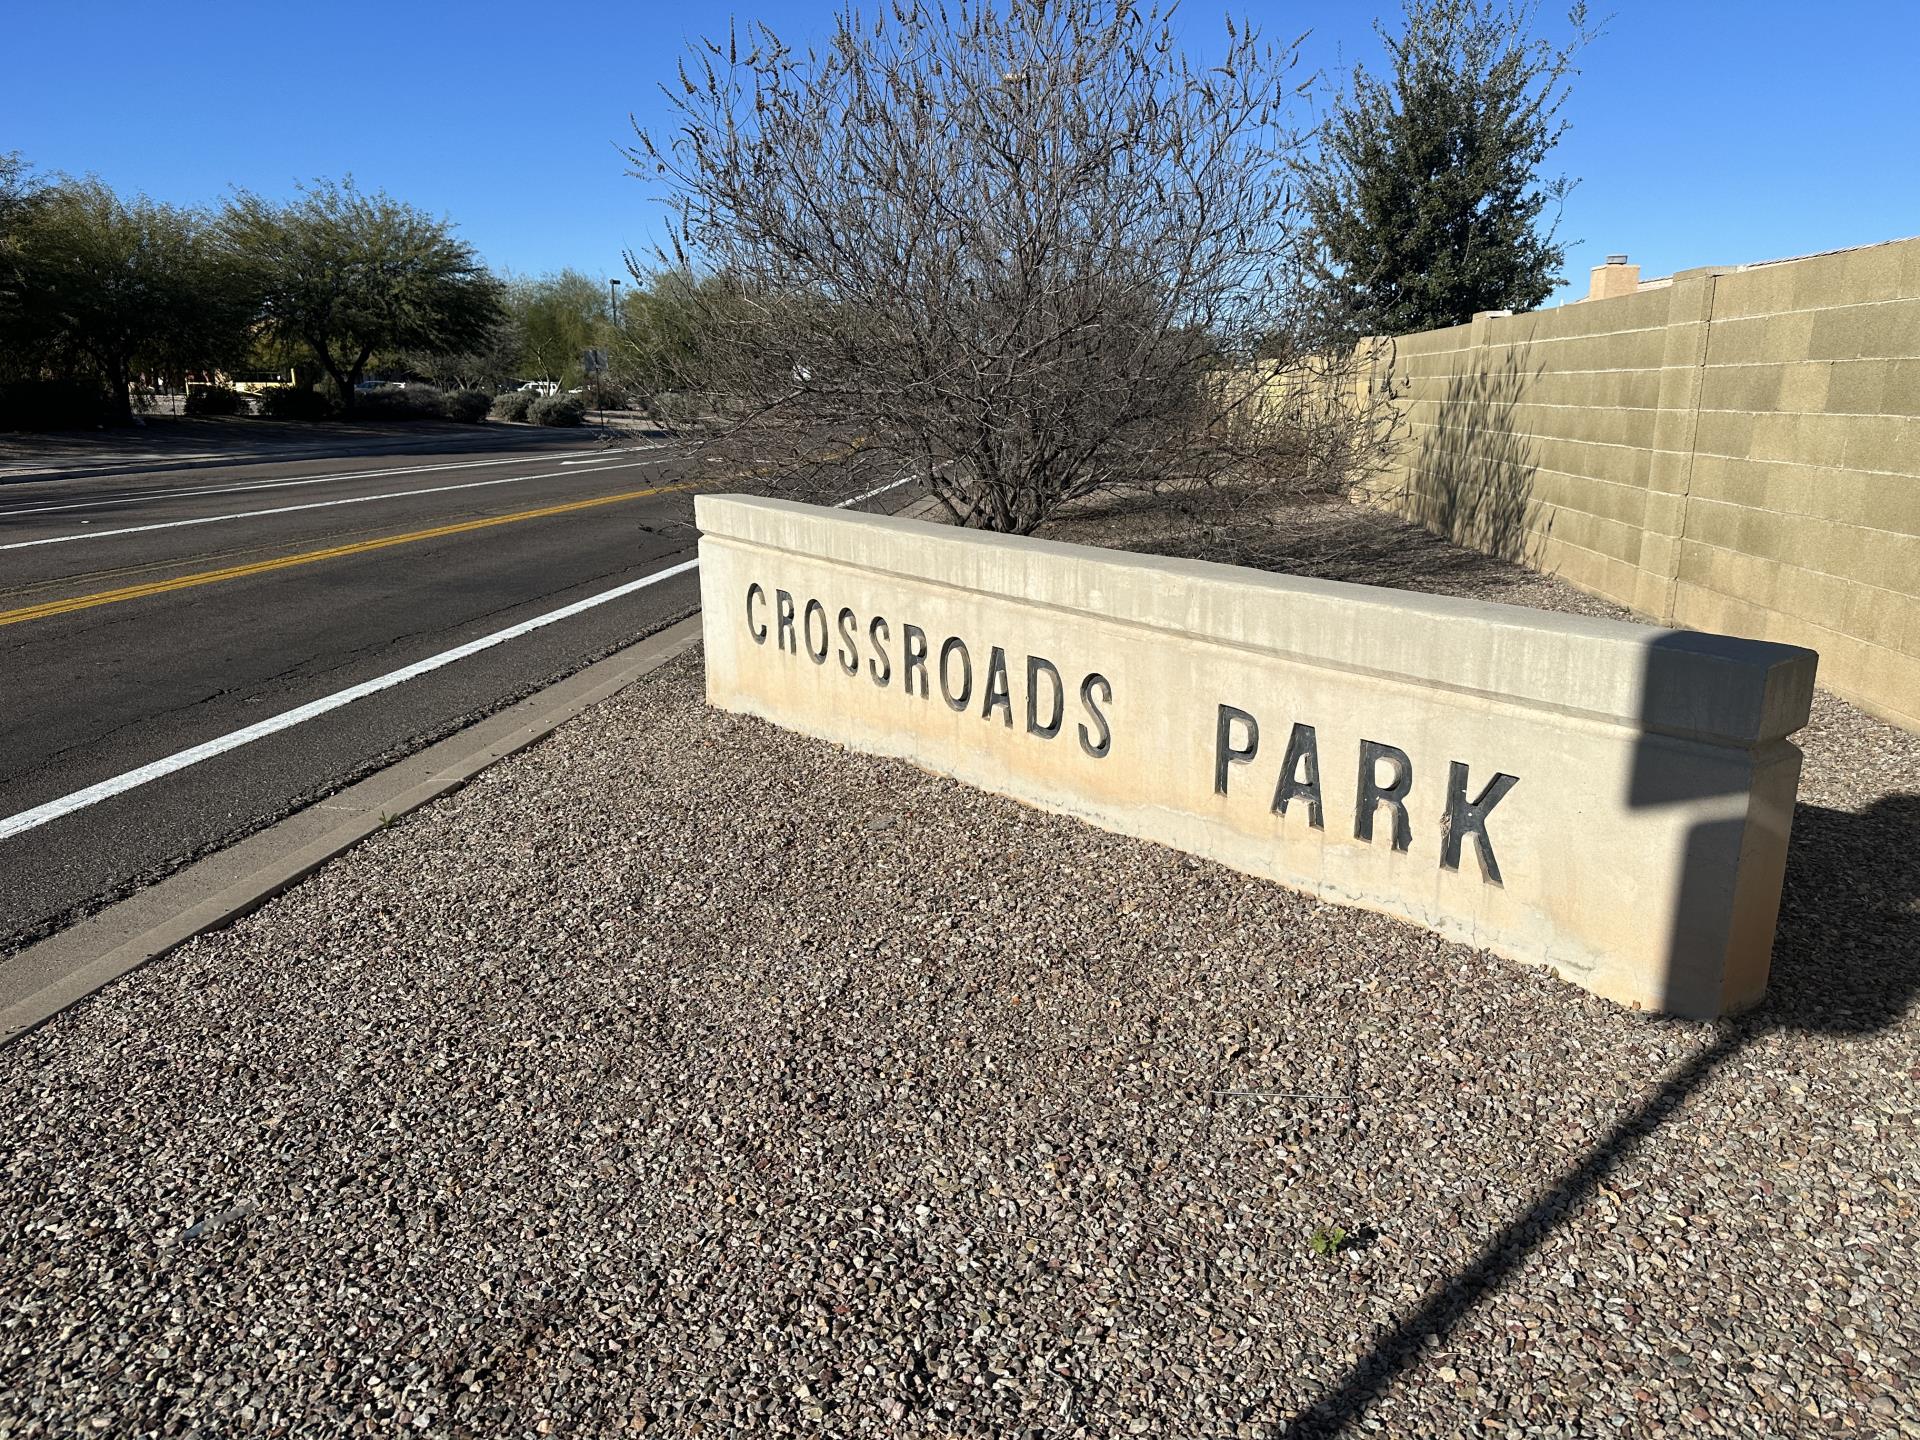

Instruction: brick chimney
[1588,253,1641,301]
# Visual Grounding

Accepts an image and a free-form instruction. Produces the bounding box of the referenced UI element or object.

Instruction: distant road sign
[583,348,607,375]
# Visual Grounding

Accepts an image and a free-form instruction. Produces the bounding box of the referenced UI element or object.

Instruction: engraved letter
[836,607,860,675]
[1026,656,1063,738]
[1214,705,1259,796]
[1078,674,1112,759]
[802,599,830,665]
[775,589,797,655]
[1441,762,1519,885]
[1355,740,1413,852]
[939,636,973,711]
[902,624,930,698]
[868,616,892,686]
[746,583,767,644]
[981,646,1012,725]
[1272,723,1323,829]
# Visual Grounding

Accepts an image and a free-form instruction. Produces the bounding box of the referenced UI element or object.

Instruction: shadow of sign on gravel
[1278,634,1918,1437]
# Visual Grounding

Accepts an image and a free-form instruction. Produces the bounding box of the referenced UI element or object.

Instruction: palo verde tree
[1305,0,1596,336]
[504,270,614,387]
[609,268,741,415]
[0,174,249,421]
[627,0,1384,534]
[219,180,504,412]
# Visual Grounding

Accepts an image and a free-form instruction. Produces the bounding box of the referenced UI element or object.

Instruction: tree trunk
[316,357,353,415]
[339,347,375,416]
[108,356,134,426]
[311,335,355,415]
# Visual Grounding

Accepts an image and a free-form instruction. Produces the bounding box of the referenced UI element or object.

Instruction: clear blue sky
[5,2,1916,305]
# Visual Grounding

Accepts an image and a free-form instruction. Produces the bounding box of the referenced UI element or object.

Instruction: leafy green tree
[612,268,733,405]
[220,180,504,412]
[2,175,249,421]
[0,152,42,380]
[0,151,29,211]
[1305,1,1596,336]
[504,270,614,387]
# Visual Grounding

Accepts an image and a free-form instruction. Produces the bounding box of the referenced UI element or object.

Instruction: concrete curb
[0,616,702,1048]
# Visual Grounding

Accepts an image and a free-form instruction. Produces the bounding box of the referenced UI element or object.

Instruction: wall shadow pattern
[1402,346,1545,566]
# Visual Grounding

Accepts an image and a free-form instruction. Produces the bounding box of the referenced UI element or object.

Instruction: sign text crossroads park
[742,577,1523,886]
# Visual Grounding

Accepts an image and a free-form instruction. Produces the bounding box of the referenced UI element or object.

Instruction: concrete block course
[699,496,1817,1019]
[1697,365,1785,415]
[1776,362,1836,414]
[1809,300,1920,362]
[1709,264,1800,320]
[1704,310,1817,365]
[1882,358,1920,416]
[1842,414,1920,475]
[1540,539,1615,599]
[1692,409,1758,461]
[1823,360,1891,415]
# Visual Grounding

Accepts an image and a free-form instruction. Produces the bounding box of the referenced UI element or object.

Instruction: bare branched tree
[625,0,1391,533]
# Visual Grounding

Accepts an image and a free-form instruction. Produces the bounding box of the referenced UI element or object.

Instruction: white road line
[846,471,920,505]
[0,558,701,843]
[2,454,679,551]
[0,470,919,845]
[560,443,670,465]
[0,449,625,520]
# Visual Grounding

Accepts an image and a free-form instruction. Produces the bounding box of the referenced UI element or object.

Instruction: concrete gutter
[0,616,702,1047]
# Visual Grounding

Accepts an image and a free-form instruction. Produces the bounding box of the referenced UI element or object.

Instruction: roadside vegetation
[0,161,659,431]
[217,181,503,416]
[0,155,251,429]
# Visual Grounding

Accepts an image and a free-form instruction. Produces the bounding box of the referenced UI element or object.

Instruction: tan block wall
[1367,237,1920,731]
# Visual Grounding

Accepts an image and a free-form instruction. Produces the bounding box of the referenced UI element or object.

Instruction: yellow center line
[0,480,700,630]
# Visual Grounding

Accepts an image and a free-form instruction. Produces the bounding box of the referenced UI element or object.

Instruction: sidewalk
[1,504,1914,1438]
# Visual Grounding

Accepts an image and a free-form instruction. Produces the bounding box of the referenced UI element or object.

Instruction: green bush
[491,390,534,422]
[445,388,492,424]
[354,385,449,421]
[0,380,111,431]
[530,392,588,427]
[184,384,245,416]
[256,385,335,421]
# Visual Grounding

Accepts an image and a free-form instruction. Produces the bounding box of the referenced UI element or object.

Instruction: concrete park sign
[696,496,1818,1018]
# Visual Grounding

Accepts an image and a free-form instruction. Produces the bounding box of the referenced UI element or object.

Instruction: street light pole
[609,276,621,322]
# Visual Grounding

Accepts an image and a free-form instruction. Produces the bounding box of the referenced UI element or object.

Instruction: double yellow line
[0,479,698,630]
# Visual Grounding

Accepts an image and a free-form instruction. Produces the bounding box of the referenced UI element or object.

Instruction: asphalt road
[0,426,893,953]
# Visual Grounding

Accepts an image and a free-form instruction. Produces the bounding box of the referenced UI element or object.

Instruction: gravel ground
[2,501,1916,1439]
